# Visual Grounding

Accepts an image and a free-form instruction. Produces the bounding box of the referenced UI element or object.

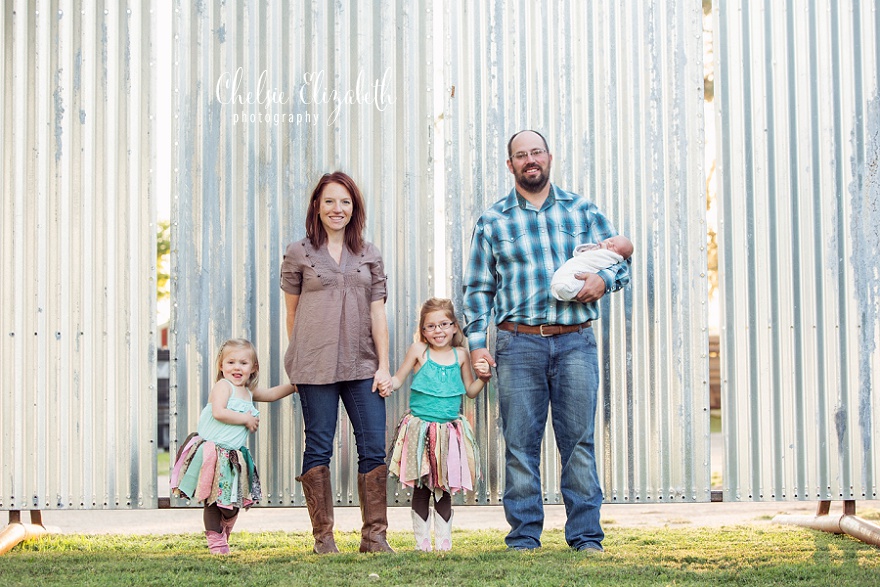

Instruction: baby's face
[600,236,632,257]
[601,237,621,253]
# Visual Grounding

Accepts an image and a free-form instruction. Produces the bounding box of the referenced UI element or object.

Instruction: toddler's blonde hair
[215,338,260,390]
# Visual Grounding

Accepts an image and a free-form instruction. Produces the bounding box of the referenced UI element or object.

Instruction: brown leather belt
[497,321,591,337]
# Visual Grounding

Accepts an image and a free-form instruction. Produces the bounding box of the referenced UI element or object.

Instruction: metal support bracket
[773,500,880,548]
[0,510,53,555]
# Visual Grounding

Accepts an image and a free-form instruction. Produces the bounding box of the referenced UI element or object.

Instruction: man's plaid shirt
[462,184,631,350]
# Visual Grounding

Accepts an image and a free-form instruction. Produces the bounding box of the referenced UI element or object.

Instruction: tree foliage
[157,220,171,301]
[703,0,714,102]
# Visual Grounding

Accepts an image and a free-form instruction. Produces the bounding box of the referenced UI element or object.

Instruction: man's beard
[515,163,550,192]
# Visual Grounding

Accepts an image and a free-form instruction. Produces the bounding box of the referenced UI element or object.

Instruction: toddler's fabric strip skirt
[171,432,261,509]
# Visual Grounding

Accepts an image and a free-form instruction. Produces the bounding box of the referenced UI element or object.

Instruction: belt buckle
[539,324,553,337]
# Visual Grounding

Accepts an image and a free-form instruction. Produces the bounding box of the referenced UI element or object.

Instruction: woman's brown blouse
[280,238,387,385]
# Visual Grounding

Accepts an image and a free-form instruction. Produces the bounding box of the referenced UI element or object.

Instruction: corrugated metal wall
[0,1,157,510]
[171,0,710,508]
[5,0,877,514]
[716,0,880,501]
[169,0,436,507]
[442,0,709,504]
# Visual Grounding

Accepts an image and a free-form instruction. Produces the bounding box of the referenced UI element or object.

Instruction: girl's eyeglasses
[423,321,454,332]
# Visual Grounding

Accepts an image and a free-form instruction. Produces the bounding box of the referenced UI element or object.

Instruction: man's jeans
[298,378,387,475]
[495,327,604,550]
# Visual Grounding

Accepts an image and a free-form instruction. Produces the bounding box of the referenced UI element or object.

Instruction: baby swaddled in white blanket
[550,235,633,301]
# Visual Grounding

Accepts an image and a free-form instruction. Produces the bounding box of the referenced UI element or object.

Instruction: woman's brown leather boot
[296,465,340,554]
[357,465,395,553]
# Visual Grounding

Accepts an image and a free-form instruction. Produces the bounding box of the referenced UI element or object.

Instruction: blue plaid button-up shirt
[462,184,631,350]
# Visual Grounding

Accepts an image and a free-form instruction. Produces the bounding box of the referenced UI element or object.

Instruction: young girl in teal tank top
[171,338,297,554]
[388,298,491,551]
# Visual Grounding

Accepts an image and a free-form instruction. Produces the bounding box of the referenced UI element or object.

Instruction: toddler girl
[171,338,297,553]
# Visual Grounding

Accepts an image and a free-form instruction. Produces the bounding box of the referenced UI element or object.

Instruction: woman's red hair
[304,171,366,253]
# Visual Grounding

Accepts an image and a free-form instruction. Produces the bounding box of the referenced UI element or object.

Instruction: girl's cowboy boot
[433,509,454,551]
[411,509,432,552]
[219,511,238,541]
[205,530,230,554]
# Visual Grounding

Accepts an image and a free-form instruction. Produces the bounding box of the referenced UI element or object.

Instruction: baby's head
[601,235,634,259]
[215,338,260,390]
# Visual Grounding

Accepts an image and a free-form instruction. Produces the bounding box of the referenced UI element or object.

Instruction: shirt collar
[502,183,570,212]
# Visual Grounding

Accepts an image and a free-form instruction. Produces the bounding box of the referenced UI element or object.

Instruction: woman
[281,171,394,554]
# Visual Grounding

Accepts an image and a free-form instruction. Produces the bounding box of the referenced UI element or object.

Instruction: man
[462,130,631,552]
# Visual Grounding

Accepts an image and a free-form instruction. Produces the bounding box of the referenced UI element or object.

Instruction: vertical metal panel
[443,0,709,504]
[170,0,434,507]
[0,0,157,510]
[172,0,707,509]
[716,0,880,501]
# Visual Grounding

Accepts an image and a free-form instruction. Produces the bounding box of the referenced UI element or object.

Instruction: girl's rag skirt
[388,413,480,497]
[170,432,262,509]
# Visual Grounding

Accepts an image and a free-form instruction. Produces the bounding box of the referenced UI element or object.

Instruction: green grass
[2,527,877,586]
[710,410,722,434]
[158,450,170,475]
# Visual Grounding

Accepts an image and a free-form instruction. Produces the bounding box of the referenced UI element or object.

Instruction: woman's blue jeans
[495,327,604,551]
[298,378,387,475]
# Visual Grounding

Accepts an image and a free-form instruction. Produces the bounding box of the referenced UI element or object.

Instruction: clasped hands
[372,359,491,396]
[373,368,394,398]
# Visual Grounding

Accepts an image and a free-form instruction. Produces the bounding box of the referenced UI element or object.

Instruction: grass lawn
[710,410,722,434]
[158,450,170,475]
[1,526,877,586]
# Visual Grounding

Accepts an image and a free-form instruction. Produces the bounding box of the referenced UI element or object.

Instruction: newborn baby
[550,235,633,301]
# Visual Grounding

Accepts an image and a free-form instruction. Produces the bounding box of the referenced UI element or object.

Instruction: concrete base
[32,500,838,536]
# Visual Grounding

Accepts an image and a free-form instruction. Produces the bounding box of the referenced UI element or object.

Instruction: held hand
[473,358,491,378]
[372,368,393,397]
[245,414,260,433]
[574,272,606,303]
[470,348,496,382]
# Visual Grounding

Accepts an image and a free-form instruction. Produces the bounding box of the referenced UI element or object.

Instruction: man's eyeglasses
[510,148,548,161]
[423,321,454,332]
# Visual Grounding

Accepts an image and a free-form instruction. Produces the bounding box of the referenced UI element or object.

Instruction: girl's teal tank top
[196,379,260,449]
[409,347,466,423]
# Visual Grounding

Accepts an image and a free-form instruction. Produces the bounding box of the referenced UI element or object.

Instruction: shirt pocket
[492,226,531,264]
[557,220,591,257]
[301,264,338,291]
[558,219,591,241]
[344,258,374,291]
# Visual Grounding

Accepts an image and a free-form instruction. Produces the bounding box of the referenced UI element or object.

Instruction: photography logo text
[215,67,396,126]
